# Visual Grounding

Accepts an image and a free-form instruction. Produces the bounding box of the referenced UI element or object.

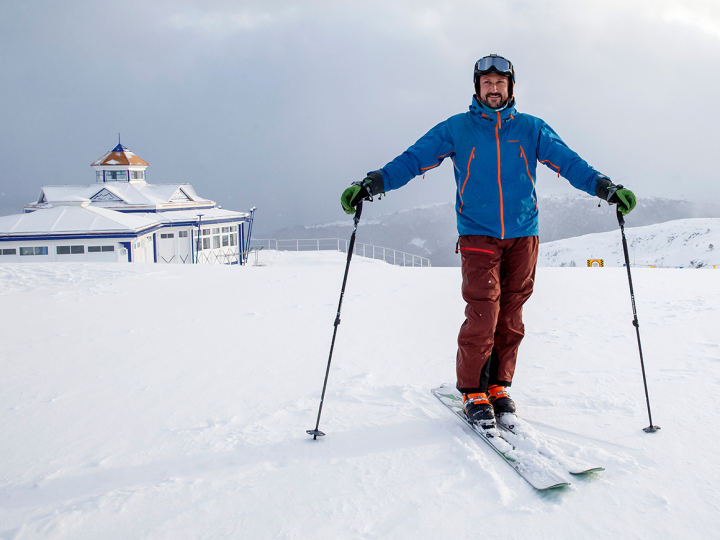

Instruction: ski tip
[643,425,661,433]
[306,429,326,438]
[569,467,605,475]
[541,482,572,490]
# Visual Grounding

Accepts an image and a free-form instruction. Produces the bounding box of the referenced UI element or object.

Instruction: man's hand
[595,178,637,216]
[609,187,637,216]
[341,183,370,215]
[340,171,386,215]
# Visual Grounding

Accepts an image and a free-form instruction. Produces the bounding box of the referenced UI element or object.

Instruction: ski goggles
[474,55,515,81]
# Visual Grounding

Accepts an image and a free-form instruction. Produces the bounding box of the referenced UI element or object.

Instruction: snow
[1,252,719,538]
[540,218,720,268]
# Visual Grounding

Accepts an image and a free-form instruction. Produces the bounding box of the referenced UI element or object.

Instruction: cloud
[662,5,720,40]
[166,8,287,36]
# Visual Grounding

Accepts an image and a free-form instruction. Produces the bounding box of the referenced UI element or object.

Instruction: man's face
[478,73,509,109]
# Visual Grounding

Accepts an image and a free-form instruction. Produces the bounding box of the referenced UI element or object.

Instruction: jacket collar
[470,95,516,125]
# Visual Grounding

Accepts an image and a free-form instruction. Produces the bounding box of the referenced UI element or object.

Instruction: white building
[0,143,255,264]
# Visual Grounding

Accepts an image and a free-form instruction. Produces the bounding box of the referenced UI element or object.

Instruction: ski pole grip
[616,205,625,227]
[354,199,363,221]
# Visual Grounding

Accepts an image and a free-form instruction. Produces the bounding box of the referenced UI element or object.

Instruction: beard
[481,93,508,110]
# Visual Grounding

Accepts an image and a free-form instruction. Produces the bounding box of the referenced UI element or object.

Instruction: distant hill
[539,218,720,268]
[258,195,720,267]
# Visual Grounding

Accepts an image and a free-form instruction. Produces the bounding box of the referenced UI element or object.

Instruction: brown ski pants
[456,235,539,394]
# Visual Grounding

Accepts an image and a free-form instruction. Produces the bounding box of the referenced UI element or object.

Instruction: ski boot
[462,393,495,429]
[488,385,517,429]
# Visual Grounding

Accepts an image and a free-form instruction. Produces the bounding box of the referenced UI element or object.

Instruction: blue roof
[112,143,129,153]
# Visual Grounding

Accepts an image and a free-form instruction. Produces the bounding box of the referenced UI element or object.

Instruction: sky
[1,0,719,232]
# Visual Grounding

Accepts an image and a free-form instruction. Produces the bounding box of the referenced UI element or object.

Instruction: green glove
[341,184,367,215]
[341,172,386,214]
[610,188,637,216]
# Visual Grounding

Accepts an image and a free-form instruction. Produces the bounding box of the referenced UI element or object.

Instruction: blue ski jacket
[378,96,607,239]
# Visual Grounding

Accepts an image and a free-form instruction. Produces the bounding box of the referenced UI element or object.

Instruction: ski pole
[616,206,660,433]
[307,200,363,440]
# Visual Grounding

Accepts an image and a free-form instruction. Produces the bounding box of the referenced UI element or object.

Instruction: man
[340,54,636,429]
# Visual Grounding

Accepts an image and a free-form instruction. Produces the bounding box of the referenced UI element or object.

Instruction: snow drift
[1,254,718,538]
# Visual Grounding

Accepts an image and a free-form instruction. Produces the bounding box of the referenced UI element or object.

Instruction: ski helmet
[474,54,515,98]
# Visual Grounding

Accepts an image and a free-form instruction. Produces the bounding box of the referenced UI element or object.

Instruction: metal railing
[195,247,241,265]
[251,238,431,267]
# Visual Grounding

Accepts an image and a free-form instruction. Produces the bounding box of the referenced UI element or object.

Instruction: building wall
[0,240,126,263]
[0,224,247,265]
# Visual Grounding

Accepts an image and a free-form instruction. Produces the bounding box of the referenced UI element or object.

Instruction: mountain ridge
[256,195,720,266]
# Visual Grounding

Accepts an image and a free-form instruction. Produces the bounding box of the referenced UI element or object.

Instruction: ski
[495,416,605,476]
[432,384,570,490]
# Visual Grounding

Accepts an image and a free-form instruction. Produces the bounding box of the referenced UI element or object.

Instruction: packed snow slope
[539,217,720,268]
[1,254,719,539]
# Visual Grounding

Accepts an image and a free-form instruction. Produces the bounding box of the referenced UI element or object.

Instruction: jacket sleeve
[378,120,455,192]
[536,121,607,197]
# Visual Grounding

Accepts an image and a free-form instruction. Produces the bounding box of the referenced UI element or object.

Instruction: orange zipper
[519,145,538,209]
[540,159,560,178]
[458,147,475,214]
[495,112,505,239]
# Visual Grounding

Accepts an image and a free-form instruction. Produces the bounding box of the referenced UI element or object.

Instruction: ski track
[1,252,719,539]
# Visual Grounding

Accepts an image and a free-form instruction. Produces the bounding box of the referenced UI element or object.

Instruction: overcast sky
[1,0,719,232]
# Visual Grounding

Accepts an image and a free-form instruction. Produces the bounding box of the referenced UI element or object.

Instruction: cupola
[91,143,149,184]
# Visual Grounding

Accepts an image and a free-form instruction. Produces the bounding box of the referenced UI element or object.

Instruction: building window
[178,231,188,238]
[211,236,219,249]
[1,248,17,255]
[230,234,237,247]
[202,238,210,250]
[88,245,115,252]
[106,171,127,181]
[102,245,114,252]
[222,235,229,247]
[20,246,48,256]
[202,229,210,236]
[230,225,237,232]
[130,171,144,180]
[160,233,175,239]
[96,171,103,182]
[57,245,84,254]
[222,227,230,233]
[212,227,219,234]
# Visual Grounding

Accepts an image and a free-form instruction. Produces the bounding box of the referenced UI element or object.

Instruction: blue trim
[0,223,163,242]
[153,233,157,263]
[118,205,217,213]
[0,217,250,242]
[120,241,132,262]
